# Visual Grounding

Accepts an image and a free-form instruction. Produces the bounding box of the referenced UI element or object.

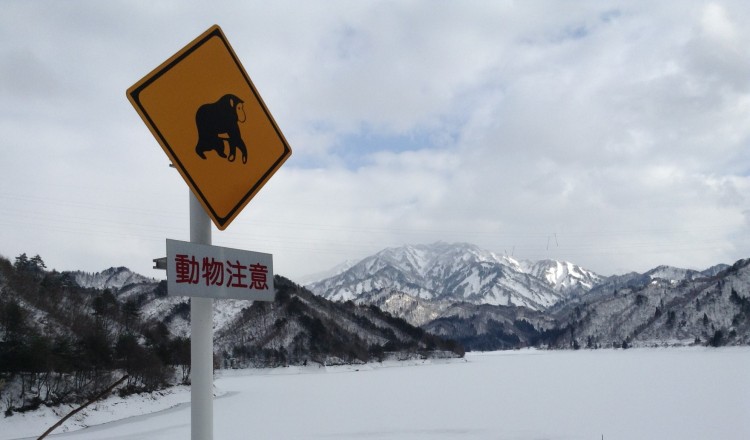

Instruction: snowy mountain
[304,243,750,351]
[435,258,750,351]
[546,258,750,349]
[70,266,156,290]
[641,264,731,283]
[643,265,701,283]
[307,242,602,311]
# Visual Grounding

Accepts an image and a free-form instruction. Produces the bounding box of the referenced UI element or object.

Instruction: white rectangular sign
[166,239,274,301]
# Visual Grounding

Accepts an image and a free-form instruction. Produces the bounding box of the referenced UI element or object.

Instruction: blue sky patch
[331,125,459,169]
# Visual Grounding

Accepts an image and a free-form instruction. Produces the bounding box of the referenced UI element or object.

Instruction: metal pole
[190,192,213,440]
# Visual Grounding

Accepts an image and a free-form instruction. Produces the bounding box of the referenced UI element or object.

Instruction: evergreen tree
[30,255,46,271]
[122,298,141,331]
[13,253,29,270]
[709,330,724,347]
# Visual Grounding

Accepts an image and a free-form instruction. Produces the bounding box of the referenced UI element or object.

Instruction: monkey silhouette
[194,94,248,164]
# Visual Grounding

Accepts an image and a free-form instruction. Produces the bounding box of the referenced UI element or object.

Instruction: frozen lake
[5,348,750,439]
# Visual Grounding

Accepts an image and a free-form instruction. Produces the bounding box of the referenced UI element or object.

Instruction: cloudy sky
[2,1,749,282]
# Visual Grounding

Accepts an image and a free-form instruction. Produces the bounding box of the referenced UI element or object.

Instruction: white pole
[190,192,213,440]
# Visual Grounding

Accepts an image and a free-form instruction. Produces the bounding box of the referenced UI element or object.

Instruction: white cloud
[1,0,749,281]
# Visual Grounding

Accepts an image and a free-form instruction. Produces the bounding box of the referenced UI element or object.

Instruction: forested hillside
[545,258,750,349]
[216,276,463,368]
[0,255,188,415]
[0,254,463,416]
[424,259,750,350]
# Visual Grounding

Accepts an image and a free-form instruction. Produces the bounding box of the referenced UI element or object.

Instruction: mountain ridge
[305,242,748,350]
[70,266,157,291]
[307,242,603,310]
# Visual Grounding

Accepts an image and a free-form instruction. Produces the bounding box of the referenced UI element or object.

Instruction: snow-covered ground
[3,348,749,439]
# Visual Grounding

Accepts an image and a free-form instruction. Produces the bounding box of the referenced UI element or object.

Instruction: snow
[0,386,195,440]
[3,348,749,440]
[212,299,250,331]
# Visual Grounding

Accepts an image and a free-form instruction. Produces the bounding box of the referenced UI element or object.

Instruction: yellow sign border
[126,25,292,230]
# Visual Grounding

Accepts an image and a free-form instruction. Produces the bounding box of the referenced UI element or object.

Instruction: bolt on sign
[167,239,274,301]
[126,25,292,230]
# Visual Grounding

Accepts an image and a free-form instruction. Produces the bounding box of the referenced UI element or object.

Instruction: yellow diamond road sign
[127,25,292,230]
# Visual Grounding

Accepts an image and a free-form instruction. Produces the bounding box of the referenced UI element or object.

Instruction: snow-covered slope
[354,289,454,327]
[520,259,603,296]
[307,243,602,311]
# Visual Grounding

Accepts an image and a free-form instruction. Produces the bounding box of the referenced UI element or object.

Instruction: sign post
[127,25,291,440]
[189,192,213,440]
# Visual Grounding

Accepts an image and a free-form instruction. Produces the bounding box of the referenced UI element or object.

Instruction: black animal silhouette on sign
[194,94,248,164]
